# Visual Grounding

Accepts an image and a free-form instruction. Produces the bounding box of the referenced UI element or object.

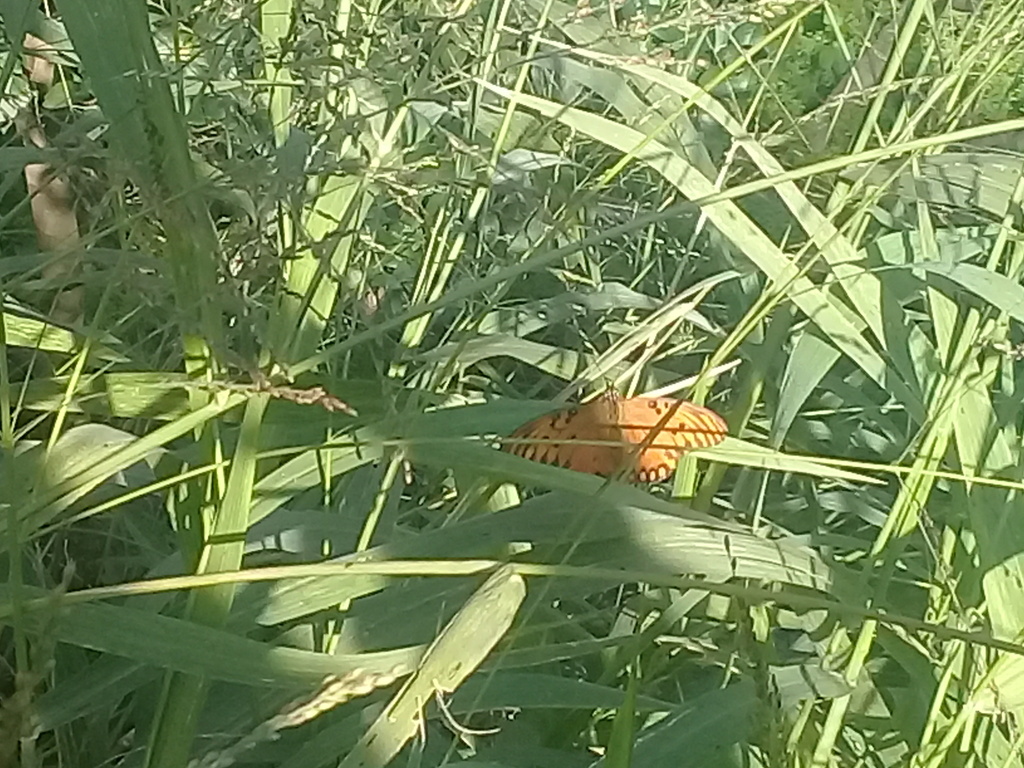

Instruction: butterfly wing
[567,395,626,476]
[617,397,728,482]
[504,394,726,482]
[504,396,624,476]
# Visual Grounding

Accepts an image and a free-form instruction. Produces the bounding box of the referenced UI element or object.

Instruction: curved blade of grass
[329,565,524,768]
[416,335,593,381]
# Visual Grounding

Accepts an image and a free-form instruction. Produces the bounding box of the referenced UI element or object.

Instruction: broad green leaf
[843,153,1024,220]
[11,397,243,535]
[36,656,154,731]
[0,584,421,687]
[774,330,841,444]
[915,260,1024,323]
[2,308,126,361]
[594,682,754,768]
[253,492,835,627]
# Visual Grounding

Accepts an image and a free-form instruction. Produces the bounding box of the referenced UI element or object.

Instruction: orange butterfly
[503,390,727,482]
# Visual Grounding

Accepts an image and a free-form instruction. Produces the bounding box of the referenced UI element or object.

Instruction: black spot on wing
[636,462,672,483]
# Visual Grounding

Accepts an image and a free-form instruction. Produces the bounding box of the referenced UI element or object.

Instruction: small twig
[434,689,501,738]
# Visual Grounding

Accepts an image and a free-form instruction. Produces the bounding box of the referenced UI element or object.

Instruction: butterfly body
[504,391,727,482]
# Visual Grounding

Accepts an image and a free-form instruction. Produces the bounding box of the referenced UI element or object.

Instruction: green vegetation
[1,0,1024,765]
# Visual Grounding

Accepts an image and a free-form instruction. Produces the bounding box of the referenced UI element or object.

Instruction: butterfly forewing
[507,398,624,475]
[506,407,576,466]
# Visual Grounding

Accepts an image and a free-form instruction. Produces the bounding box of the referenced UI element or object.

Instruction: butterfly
[503,390,727,482]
